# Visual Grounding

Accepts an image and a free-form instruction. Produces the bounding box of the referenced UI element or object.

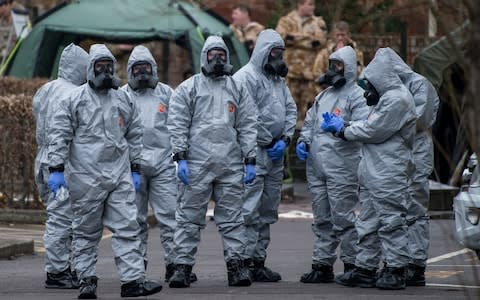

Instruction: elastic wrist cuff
[244,157,256,165]
[280,135,291,146]
[335,127,348,141]
[173,151,187,162]
[131,163,141,173]
[48,165,64,173]
[266,139,277,149]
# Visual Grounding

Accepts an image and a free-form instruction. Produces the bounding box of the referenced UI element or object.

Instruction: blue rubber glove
[320,112,332,131]
[177,160,190,185]
[296,142,309,161]
[266,139,287,161]
[244,164,256,184]
[48,172,66,197]
[131,172,141,192]
[326,114,345,133]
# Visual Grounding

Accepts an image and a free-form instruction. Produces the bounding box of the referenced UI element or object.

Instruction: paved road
[0,217,479,300]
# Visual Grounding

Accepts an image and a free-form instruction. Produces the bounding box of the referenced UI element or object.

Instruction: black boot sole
[377,283,406,290]
[228,279,252,287]
[45,283,77,289]
[122,285,163,297]
[169,280,190,288]
[406,280,426,286]
[78,292,97,299]
[335,278,375,288]
[300,278,334,283]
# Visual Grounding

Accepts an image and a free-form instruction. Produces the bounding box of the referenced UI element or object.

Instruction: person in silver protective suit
[166,35,257,288]
[323,48,416,290]
[233,29,297,282]
[122,45,197,283]
[33,43,88,289]
[46,43,162,299]
[386,47,439,286]
[296,46,368,283]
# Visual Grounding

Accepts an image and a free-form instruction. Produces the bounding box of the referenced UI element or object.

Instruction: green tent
[5,0,249,79]
[413,22,468,90]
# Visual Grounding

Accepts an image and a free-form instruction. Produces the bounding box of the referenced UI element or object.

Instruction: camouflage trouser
[286,77,317,129]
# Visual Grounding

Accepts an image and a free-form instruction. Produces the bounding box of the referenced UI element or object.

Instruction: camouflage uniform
[230,21,265,56]
[276,10,327,129]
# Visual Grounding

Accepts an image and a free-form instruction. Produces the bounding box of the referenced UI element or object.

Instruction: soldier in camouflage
[230,3,265,56]
[275,0,327,129]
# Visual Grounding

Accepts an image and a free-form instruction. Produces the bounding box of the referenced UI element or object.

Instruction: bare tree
[462,0,480,160]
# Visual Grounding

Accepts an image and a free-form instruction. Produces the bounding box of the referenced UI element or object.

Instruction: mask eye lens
[270,48,284,58]
[329,60,344,72]
[132,63,152,76]
[207,49,226,62]
[95,60,113,74]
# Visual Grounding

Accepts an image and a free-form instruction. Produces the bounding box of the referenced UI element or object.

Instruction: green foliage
[266,0,400,34]
[266,0,292,29]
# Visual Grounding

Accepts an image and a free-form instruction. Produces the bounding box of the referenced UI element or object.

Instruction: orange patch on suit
[118,116,125,127]
[158,103,166,113]
[229,103,235,113]
[334,107,342,116]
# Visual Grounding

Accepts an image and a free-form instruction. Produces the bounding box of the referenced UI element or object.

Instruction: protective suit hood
[127,45,159,90]
[363,47,403,96]
[58,43,89,86]
[200,35,232,76]
[250,29,285,74]
[86,44,120,90]
[329,46,357,85]
[384,47,414,80]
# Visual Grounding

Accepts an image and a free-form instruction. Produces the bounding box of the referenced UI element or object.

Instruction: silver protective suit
[122,45,177,266]
[386,48,439,267]
[233,29,297,260]
[299,46,369,266]
[33,43,88,274]
[166,36,257,265]
[344,48,416,269]
[47,44,145,283]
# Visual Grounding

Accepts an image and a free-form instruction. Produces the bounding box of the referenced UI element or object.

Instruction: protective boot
[71,270,80,289]
[243,258,254,280]
[251,259,282,282]
[168,264,192,288]
[376,266,406,290]
[165,263,197,283]
[300,264,334,283]
[406,264,426,286]
[343,263,355,273]
[226,260,252,287]
[335,266,376,288]
[164,263,175,283]
[120,279,162,297]
[78,276,98,299]
[45,269,77,289]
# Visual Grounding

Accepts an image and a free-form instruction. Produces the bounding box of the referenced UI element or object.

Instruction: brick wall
[199,0,277,26]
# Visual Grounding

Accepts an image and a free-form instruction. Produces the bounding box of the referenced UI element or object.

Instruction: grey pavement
[0,181,475,300]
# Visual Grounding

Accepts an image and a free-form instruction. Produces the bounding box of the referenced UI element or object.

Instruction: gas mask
[264,48,288,77]
[88,59,120,91]
[201,49,233,77]
[128,61,158,91]
[364,80,380,106]
[317,59,346,89]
